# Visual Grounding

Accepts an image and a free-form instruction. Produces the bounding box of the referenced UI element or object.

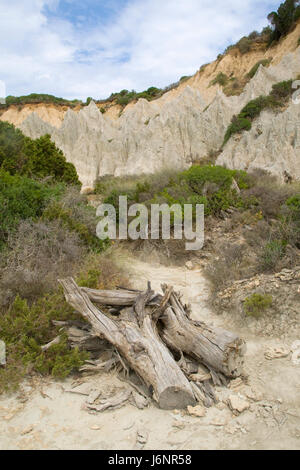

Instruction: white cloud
[0,0,279,100]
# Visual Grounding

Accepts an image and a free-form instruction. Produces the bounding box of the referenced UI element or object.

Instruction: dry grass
[0,220,85,307]
[204,241,255,293]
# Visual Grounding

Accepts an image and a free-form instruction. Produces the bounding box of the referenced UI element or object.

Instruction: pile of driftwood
[58,278,246,410]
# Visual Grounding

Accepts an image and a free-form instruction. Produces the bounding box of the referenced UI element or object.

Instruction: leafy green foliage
[28,134,80,184]
[99,165,250,220]
[243,293,273,318]
[268,0,300,44]
[0,170,64,247]
[239,95,282,120]
[2,93,81,108]
[109,87,163,107]
[223,116,252,145]
[0,121,80,185]
[286,194,300,214]
[209,72,228,87]
[236,37,252,54]
[42,200,107,252]
[0,293,88,393]
[246,59,272,79]
[270,80,293,100]
[261,239,287,271]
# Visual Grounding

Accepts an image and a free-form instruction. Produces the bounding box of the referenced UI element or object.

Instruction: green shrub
[247,59,272,79]
[42,200,106,252]
[270,80,293,101]
[239,95,282,119]
[157,165,249,216]
[261,239,287,271]
[0,293,88,393]
[2,93,82,108]
[236,37,252,54]
[182,165,238,191]
[0,219,85,305]
[27,134,80,184]
[0,170,64,247]
[0,121,27,174]
[0,122,80,185]
[209,72,228,87]
[286,194,300,215]
[223,116,252,145]
[243,293,273,318]
[267,0,300,44]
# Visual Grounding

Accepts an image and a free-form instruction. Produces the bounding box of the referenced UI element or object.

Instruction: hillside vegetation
[0,121,125,393]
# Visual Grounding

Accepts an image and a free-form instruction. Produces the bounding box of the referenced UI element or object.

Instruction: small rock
[132,391,149,410]
[264,347,289,360]
[229,378,244,391]
[20,425,34,436]
[185,261,194,270]
[210,416,228,427]
[172,420,185,430]
[244,386,263,402]
[216,402,227,411]
[227,395,250,415]
[187,405,206,417]
[90,425,101,430]
[123,422,134,431]
[136,428,148,449]
[224,422,240,435]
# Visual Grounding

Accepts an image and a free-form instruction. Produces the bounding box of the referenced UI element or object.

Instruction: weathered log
[82,285,246,378]
[59,278,196,410]
[160,287,246,378]
[81,287,145,306]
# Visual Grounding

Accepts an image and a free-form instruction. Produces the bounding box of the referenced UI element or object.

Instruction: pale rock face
[20,47,300,190]
[217,105,300,181]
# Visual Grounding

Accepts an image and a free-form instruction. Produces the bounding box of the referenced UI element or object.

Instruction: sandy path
[0,257,299,450]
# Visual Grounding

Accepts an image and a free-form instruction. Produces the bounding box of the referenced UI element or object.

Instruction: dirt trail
[0,257,299,450]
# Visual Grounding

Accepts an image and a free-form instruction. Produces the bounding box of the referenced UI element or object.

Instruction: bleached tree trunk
[59,278,196,410]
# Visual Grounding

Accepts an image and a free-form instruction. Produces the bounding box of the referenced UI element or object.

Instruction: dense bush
[268,0,300,44]
[0,121,80,185]
[2,93,81,108]
[239,95,282,120]
[236,37,252,54]
[0,170,64,247]
[210,72,228,87]
[270,80,293,100]
[243,293,273,318]
[0,292,88,393]
[28,134,80,184]
[98,165,250,222]
[42,198,106,252]
[223,116,252,145]
[108,87,164,107]
[0,246,129,393]
[205,242,254,292]
[0,219,85,305]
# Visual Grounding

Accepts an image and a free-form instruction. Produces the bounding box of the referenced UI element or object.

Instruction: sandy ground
[0,257,299,450]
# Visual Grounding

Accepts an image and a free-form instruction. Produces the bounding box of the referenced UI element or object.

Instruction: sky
[0,0,281,101]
